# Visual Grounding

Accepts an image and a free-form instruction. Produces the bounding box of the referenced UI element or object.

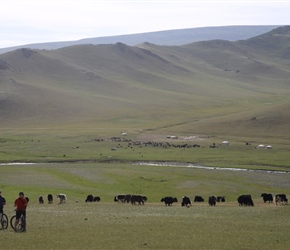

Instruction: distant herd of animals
[92,137,202,151]
[37,193,288,207]
[90,136,271,150]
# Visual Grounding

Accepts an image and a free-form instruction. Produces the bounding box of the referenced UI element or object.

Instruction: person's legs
[14,210,21,231]
[22,211,26,231]
[0,208,3,221]
[14,219,19,231]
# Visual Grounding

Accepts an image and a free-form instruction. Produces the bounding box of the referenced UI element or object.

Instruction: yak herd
[38,193,66,204]
[163,195,225,207]
[113,193,287,207]
[37,193,288,207]
[169,193,287,207]
[92,136,202,150]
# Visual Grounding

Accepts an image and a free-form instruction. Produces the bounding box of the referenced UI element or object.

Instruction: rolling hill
[0,25,280,54]
[0,26,290,137]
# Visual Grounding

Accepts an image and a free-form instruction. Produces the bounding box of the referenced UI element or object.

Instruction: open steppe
[1,162,289,250]
[1,201,289,250]
[1,26,290,249]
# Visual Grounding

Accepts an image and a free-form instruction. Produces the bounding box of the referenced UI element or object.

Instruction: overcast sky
[1,0,289,48]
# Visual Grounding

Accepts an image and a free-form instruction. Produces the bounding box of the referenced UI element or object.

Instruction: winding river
[134,162,290,174]
[1,162,289,174]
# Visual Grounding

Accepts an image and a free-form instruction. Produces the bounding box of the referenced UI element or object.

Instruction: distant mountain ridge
[0,25,280,54]
[0,26,290,136]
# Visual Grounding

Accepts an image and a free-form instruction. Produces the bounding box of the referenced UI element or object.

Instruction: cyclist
[14,191,28,231]
[0,191,6,220]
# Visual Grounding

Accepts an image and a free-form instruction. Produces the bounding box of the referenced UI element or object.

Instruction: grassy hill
[0,26,290,138]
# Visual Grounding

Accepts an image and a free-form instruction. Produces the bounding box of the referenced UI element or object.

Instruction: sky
[1,0,290,48]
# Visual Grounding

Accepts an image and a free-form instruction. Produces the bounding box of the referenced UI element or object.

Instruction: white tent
[257,144,265,148]
[266,145,273,149]
[222,141,229,145]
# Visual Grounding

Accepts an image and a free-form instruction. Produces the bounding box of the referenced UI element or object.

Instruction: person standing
[14,191,28,231]
[0,191,6,217]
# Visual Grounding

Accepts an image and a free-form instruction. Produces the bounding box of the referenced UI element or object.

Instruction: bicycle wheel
[10,215,25,231]
[10,215,16,230]
[1,214,8,229]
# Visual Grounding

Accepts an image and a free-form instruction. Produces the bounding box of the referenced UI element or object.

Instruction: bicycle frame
[19,214,26,230]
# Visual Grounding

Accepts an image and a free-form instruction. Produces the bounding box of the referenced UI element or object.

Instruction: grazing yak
[124,194,132,203]
[274,194,288,205]
[208,196,217,206]
[194,196,204,202]
[130,195,147,205]
[216,196,226,202]
[114,194,126,203]
[86,195,101,203]
[38,195,44,204]
[181,196,191,207]
[142,196,148,202]
[114,194,146,204]
[47,194,53,204]
[93,196,101,202]
[161,196,178,206]
[86,194,94,202]
[237,195,254,206]
[57,193,67,204]
[261,193,273,203]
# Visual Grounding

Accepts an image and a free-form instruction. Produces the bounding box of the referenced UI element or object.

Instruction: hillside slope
[0,26,289,136]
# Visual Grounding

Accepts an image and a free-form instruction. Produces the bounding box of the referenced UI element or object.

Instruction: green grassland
[0,162,289,250]
[1,203,289,250]
[0,129,289,171]
[1,162,289,202]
